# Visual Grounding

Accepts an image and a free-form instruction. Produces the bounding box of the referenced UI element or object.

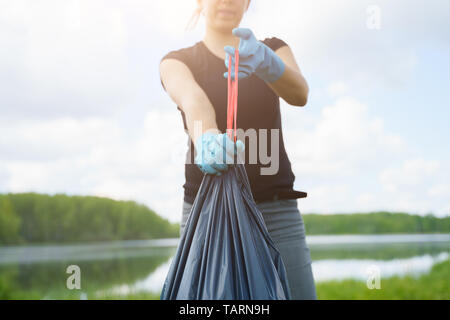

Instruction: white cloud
[0,0,138,119]
[327,82,349,97]
[1,108,188,222]
[281,94,449,217]
[0,117,121,161]
[299,184,351,214]
[2,0,448,121]
[282,96,407,179]
[375,159,450,216]
[380,158,440,190]
[428,184,450,198]
[243,0,447,91]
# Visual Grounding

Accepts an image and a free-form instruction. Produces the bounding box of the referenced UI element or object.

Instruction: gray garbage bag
[160,162,291,300]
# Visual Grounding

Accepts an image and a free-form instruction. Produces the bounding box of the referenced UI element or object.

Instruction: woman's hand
[194,132,245,176]
[223,28,285,83]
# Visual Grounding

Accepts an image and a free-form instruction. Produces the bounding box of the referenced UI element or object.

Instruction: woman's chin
[213,21,237,33]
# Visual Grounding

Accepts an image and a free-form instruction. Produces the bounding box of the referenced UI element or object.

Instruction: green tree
[0,195,22,244]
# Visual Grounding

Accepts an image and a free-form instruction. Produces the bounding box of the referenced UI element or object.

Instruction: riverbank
[3,259,448,300]
[316,258,449,299]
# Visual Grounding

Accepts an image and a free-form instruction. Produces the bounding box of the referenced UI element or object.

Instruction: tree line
[302,211,450,234]
[0,193,449,245]
[0,192,179,245]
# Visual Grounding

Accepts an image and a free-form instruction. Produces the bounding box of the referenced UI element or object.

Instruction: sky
[0,0,449,223]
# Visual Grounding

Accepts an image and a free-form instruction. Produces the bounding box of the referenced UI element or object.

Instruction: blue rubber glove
[194,132,245,176]
[223,27,285,83]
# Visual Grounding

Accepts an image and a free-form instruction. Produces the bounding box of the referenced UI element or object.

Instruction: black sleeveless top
[160,37,307,204]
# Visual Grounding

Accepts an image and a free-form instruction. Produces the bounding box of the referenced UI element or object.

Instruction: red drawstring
[227,49,239,142]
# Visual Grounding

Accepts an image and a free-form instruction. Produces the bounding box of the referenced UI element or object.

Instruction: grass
[2,259,449,300]
[39,287,162,300]
[90,289,161,300]
[315,259,450,300]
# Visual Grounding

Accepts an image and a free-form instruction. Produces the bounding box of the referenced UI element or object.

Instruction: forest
[0,192,179,245]
[0,192,448,245]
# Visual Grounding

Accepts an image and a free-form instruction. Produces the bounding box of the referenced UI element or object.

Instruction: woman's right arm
[159,58,221,147]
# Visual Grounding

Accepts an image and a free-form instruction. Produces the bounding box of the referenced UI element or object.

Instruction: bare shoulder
[161,57,190,76]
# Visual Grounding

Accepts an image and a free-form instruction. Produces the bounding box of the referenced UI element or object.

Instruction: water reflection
[0,234,448,298]
[312,252,449,281]
[0,238,179,264]
[102,259,173,296]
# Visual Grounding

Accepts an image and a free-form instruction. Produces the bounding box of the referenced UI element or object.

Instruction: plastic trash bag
[160,161,292,300]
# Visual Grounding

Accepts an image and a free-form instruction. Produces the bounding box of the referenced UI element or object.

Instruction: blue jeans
[180,198,318,300]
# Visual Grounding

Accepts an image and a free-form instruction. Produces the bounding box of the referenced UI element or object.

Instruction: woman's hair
[185,0,251,32]
[185,6,203,32]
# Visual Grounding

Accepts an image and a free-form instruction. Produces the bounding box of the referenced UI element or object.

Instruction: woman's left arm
[224,28,309,107]
[266,45,309,107]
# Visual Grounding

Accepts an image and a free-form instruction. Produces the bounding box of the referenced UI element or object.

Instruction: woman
[159,0,317,300]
